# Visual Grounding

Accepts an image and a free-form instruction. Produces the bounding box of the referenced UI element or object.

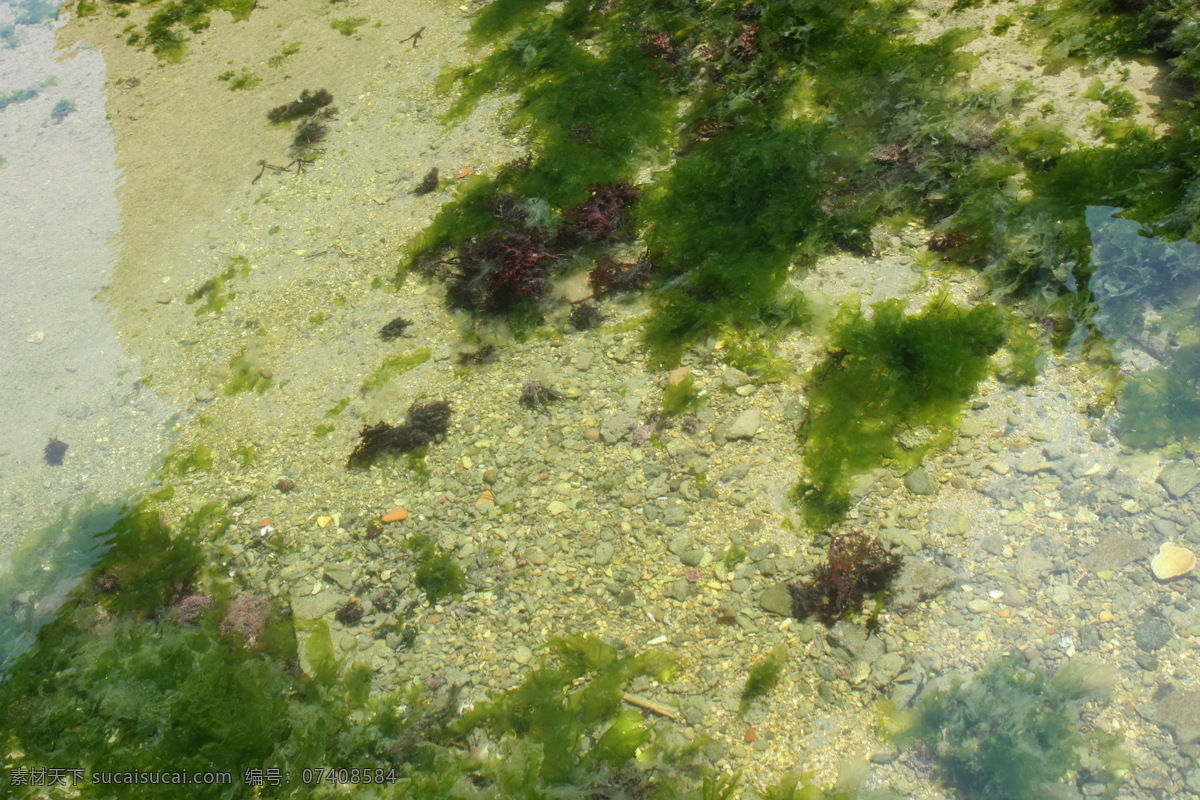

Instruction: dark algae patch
[795,295,1004,529]
[890,657,1128,800]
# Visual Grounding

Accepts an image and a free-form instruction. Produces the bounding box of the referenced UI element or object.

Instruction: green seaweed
[892,657,1127,800]
[740,644,787,714]
[405,533,466,606]
[168,443,214,475]
[225,350,271,395]
[216,67,260,90]
[797,295,1004,529]
[330,16,369,36]
[360,346,432,395]
[662,373,703,416]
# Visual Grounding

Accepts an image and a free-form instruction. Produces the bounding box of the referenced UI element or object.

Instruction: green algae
[891,658,1127,800]
[405,533,466,607]
[796,295,1004,529]
[187,256,249,316]
[740,643,787,715]
[360,346,432,395]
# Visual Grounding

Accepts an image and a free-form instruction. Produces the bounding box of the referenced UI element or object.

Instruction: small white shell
[1150,542,1197,581]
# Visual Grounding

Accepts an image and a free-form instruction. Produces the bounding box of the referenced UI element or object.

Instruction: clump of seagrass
[520,380,562,410]
[347,400,452,468]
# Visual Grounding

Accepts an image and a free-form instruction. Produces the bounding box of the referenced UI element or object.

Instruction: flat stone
[1140,689,1200,743]
[1082,534,1156,573]
[1159,462,1200,499]
[903,467,937,496]
[594,542,615,566]
[890,561,956,611]
[292,589,348,620]
[759,582,794,616]
[1134,616,1173,652]
[600,411,639,444]
[725,409,762,440]
[323,565,356,591]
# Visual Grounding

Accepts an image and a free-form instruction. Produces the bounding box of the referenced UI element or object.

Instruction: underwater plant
[568,301,603,331]
[405,533,466,606]
[796,295,1004,528]
[378,316,412,340]
[266,88,335,124]
[740,644,787,714]
[43,436,68,465]
[519,379,562,410]
[346,400,452,468]
[893,657,1127,800]
[788,531,902,626]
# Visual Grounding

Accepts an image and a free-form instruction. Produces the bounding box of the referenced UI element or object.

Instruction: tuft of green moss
[360,347,432,395]
[797,295,1004,528]
[405,533,466,606]
[740,644,787,714]
[893,657,1127,800]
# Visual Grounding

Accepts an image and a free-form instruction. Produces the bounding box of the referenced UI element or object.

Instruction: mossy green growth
[330,16,368,36]
[187,256,248,315]
[0,500,420,799]
[662,373,703,416]
[722,543,747,571]
[325,397,350,417]
[267,40,300,67]
[168,443,214,475]
[405,533,466,606]
[405,446,431,485]
[445,634,690,794]
[740,644,787,714]
[225,350,271,395]
[135,0,257,62]
[361,346,432,395]
[231,444,256,466]
[892,657,1127,800]
[1116,341,1200,448]
[998,317,1046,386]
[797,295,1004,529]
[216,67,260,90]
[313,422,335,438]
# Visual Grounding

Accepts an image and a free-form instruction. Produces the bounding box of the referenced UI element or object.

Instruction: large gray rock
[1139,688,1200,744]
[726,409,763,440]
[1159,462,1200,499]
[903,467,937,496]
[890,560,957,611]
[759,582,794,616]
[600,411,639,444]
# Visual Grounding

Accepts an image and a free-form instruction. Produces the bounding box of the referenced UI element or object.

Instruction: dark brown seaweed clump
[412,167,439,195]
[346,400,452,468]
[568,301,603,331]
[557,181,641,244]
[788,531,901,626]
[456,344,496,365]
[335,599,363,625]
[292,120,328,149]
[443,228,562,315]
[43,437,68,465]
[379,316,412,340]
[588,255,656,295]
[519,380,562,410]
[267,88,335,123]
[219,593,271,648]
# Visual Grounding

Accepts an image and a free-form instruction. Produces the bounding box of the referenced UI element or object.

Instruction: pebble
[725,409,762,440]
[381,507,408,523]
[903,467,936,496]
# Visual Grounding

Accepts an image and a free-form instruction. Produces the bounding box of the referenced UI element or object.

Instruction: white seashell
[1151,542,1197,580]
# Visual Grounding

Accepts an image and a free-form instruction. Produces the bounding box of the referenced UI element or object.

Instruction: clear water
[1,1,1198,798]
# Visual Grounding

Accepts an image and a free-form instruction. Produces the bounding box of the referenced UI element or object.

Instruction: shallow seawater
[0,2,175,619]
[2,0,1200,798]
